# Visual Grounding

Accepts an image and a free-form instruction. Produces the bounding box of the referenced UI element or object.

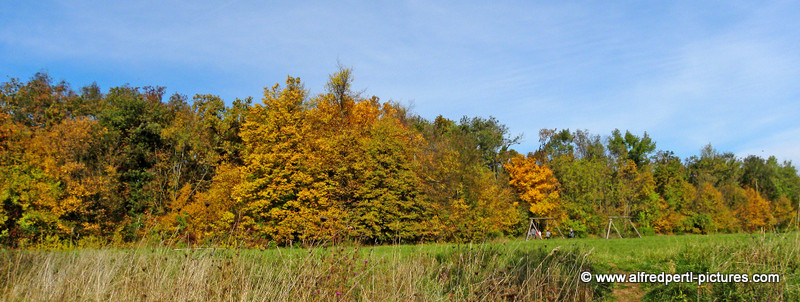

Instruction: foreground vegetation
[2,233,797,301]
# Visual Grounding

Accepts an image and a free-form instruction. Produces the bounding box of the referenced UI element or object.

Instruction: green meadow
[2,232,798,301]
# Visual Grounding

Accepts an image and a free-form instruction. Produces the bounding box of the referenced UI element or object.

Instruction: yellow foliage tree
[163,163,244,242]
[738,187,774,231]
[234,76,341,244]
[19,117,112,242]
[504,154,560,216]
[695,182,736,232]
[772,196,795,228]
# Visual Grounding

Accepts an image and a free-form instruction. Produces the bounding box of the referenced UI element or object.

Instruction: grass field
[1,232,798,301]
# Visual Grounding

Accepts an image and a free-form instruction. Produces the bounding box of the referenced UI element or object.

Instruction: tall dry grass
[0,243,603,301]
[5,233,795,301]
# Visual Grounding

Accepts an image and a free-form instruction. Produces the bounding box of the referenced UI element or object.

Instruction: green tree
[607,129,656,167]
[686,144,741,187]
[0,72,74,128]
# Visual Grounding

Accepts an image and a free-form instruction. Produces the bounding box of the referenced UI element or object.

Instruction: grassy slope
[1,233,798,301]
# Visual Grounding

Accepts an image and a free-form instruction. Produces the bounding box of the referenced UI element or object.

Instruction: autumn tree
[505,154,560,216]
[345,104,429,242]
[154,93,253,241]
[0,76,115,245]
[415,115,520,241]
[235,76,340,244]
[5,70,800,246]
[0,73,74,128]
[27,118,113,240]
[307,68,436,243]
[651,151,690,233]
[738,188,774,231]
[0,112,36,244]
[690,182,736,233]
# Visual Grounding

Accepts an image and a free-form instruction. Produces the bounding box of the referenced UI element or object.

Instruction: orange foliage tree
[505,154,560,216]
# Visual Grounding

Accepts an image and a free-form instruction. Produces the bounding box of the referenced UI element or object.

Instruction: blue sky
[2,1,799,165]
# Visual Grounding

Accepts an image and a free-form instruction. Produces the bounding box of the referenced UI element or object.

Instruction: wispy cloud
[1,1,798,164]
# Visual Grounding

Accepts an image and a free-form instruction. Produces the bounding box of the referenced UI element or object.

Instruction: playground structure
[525,217,565,240]
[605,216,642,239]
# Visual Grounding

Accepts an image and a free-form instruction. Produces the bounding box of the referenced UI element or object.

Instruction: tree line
[1,70,798,247]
